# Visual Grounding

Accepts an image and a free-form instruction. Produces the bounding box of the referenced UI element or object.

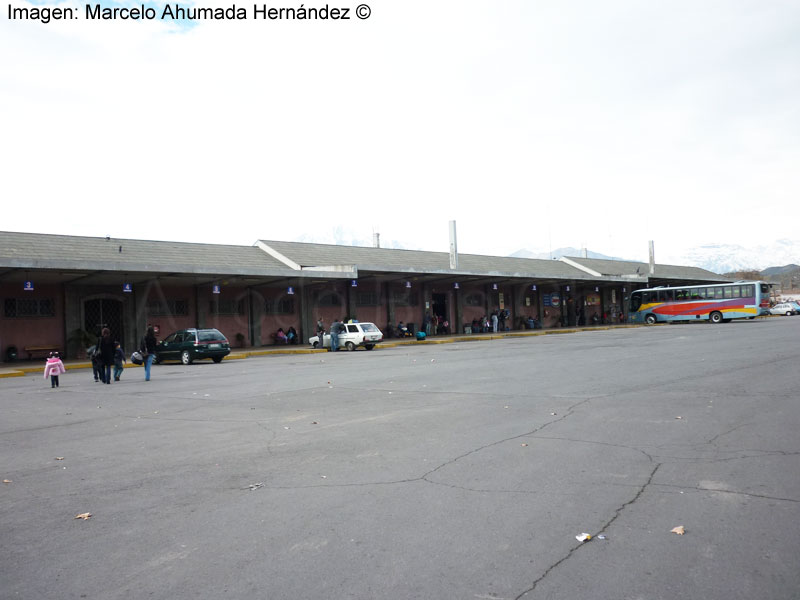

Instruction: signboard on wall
[499,293,504,309]
[543,294,552,307]
[550,292,561,307]
[586,293,600,306]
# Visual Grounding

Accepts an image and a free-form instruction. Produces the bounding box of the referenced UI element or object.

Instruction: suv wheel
[181,350,193,365]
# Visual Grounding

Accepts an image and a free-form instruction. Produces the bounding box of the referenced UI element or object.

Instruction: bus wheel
[709,311,723,324]
[645,314,657,325]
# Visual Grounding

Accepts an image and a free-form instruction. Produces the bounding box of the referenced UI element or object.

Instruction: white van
[309,322,384,351]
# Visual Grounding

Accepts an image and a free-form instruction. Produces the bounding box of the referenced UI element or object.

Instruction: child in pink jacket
[44,352,66,388]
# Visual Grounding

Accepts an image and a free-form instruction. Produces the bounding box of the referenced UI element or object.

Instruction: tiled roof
[564,257,729,282]
[0,231,294,276]
[258,240,599,280]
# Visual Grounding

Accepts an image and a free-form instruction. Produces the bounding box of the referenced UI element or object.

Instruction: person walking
[491,311,499,333]
[44,351,66,388]
[113,342,126,381]
[141,325,157,381]
[98,327,115,384]
[88,344,103,382]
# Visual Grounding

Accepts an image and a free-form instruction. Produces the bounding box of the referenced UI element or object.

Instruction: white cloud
[2,0,799,264]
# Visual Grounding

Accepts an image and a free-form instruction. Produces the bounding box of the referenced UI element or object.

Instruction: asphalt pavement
[1,318,798,599]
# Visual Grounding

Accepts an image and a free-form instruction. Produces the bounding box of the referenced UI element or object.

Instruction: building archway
[84,297,125,346]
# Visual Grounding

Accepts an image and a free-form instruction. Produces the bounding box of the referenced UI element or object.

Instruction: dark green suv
[154,328,231,365]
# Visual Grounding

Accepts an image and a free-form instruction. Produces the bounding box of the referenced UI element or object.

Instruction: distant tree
[722,270,763,280]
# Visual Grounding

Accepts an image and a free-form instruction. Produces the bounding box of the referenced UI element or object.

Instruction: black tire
[786,312,792,317]
[709,311,723,324]
[212,356,223,363]
[345,341,356,351]
[312,341,318,349]
[181,350,193,365]
[365,344,374,350]
[645,314,657,325]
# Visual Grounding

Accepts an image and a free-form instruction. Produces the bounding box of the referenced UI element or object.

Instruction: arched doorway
[84,298,124,345]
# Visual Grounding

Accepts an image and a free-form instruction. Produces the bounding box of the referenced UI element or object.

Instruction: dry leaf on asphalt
[74,513,92,520]
[671,525,685,535]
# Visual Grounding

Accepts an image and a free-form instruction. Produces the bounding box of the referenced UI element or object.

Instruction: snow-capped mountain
[509,240,800,274]
[666,239,800,274]
[510,247,618,261]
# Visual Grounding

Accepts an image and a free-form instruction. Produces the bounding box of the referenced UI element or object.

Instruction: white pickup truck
[309,322,383,351]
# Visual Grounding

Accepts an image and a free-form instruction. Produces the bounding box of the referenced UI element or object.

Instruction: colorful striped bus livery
[628,281,771,325]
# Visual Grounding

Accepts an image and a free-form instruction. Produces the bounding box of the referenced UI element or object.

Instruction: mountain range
[293,228,798,276]
[512,240,800,275]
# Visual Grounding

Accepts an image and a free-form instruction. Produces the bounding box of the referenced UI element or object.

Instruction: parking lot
[2,319,799,600]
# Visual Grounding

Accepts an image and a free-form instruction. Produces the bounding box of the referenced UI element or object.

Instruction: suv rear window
[198,329,225,342]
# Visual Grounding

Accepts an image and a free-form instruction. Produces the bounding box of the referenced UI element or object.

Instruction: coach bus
[628,281,771,325]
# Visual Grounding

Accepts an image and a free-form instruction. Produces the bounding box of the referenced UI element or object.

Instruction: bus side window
[744,284,754,298]
[714,287,724,299]
[630,293,642,312]
[731,285,741,298]
[696,288,706,299]
[664,289,674,301]
[724,286,732,299]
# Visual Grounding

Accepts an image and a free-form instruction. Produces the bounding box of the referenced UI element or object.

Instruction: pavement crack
[513,463,661,600]
[421,399,593,481]
[653,482,799,503]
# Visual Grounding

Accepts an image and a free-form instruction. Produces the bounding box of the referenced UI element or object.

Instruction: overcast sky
[2,0,798,264]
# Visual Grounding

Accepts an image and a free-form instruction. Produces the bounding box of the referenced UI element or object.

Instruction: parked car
[769,303,798,316]
[788,301,800,314]
[154,328,231,364]
[309,322,383,351]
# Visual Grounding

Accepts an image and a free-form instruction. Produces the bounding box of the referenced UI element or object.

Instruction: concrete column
[299,283,312,344]
[387,283,395,329]
[454,286,463,334]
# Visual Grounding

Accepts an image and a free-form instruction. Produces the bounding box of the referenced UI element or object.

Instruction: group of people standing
[317,317,346,351]
[423,312,450,336]
[88,325,157,383]
[470,309,510,334]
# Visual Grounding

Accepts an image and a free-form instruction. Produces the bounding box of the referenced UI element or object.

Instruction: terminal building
[0,231,729,361]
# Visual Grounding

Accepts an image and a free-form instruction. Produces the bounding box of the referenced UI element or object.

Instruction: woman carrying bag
[139,326,157,381]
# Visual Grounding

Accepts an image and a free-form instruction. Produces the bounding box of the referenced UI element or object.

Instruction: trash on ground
[3,479,11,484]
[550,412,557,416]
[311,421,318,424]
[671,525,686,535]
[597,534,607,540]
[284,426,290,430]
[575,533,592,542]
[675,416,683,419]
[247,483,264,491]
[521,443,528,447]
[55,457,64,461]
[74,513,92,520]
[320,475,327,479]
